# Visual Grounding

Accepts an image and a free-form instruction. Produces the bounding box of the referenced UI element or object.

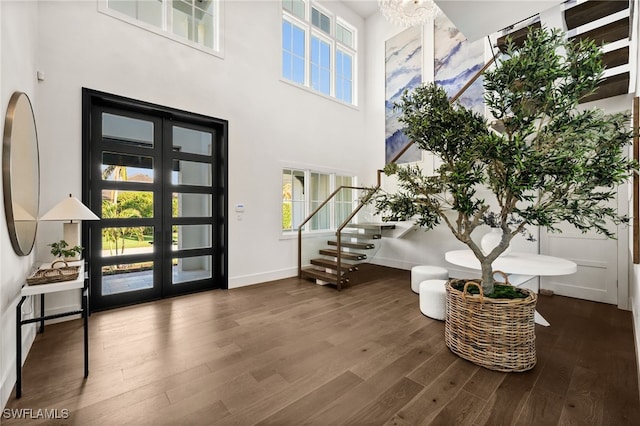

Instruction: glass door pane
[163,121,217,295]
[102,261,154,295]
[172,255,212,284]
[173,125,213,155]
[102,152,154,183]
[172,160,212,186]
[174,224,212,250]
[88,105,163,310]
[102,112,154,147]
[172,193,212,217]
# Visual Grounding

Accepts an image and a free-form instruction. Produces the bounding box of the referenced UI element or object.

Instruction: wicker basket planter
[444,277,537,372]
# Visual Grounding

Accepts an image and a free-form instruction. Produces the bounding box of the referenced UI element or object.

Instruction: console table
[15,261,89,398]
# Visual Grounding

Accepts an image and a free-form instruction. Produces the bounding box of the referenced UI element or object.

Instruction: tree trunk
[478,226,516,294]
[480,259,495,295]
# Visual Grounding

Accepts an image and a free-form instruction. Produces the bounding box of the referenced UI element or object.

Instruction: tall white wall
[34,0,370,285]
[1,0,371,408]
[0,0,40,409]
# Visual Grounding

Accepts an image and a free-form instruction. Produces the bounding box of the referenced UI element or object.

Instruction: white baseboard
[369,257,480,281]
[228,267,298,289]
[368,257,413,270]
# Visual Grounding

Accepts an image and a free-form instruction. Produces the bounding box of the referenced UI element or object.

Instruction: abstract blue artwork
[385,27,423,164]
[434,14,485,115]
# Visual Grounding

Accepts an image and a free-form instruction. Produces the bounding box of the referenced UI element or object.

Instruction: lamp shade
[40,194,99,222]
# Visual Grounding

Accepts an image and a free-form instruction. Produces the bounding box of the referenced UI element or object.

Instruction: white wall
[0,0,40,409]
[363,13,452,272]
[1,0,371,408]
[34,0,369,287]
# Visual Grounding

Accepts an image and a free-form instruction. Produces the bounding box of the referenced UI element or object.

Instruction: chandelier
[378,0,441,27]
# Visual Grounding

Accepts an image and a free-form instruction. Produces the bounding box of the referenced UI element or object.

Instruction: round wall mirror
[2,92,40,256]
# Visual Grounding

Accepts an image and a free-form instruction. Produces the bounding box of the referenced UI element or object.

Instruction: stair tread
[580,72,629,103]
[310,258,357,272]
[328,240,375,250]
[564,0,628,31]
[338,231,382,239]
[345,222,396,230]
[319,249,367,261]
[301,268,346,284]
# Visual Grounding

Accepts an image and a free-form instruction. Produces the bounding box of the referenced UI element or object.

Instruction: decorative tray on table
[26,260,80,285]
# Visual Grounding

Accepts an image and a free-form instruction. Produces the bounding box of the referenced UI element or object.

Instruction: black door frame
[82,88,228,311]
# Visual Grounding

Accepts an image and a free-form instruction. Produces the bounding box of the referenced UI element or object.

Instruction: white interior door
[540,223,619,304]
[540,180,630,307]
[539,181,629,306]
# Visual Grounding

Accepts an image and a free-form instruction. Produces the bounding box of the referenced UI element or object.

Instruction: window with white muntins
[101,0,221,54]
[282,0,356,104]
[282,169,355,233]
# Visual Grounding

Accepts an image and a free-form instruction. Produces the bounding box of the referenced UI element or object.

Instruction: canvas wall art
[385,26,422,164]
[434,13,485,115]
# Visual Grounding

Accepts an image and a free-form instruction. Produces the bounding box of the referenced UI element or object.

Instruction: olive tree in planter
[372,28,635,371]
[375,27,635,295]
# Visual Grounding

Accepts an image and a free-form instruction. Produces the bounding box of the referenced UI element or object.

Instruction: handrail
[298,54,499,289]
[297,186,369,280]
[334,187,379,290]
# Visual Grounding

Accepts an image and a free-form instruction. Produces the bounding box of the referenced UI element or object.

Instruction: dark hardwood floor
[5,265,639,425]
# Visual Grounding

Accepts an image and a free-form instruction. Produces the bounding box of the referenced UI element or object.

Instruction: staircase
[300,223,395,288]
[496,0,632,103]
[297,0,633,291]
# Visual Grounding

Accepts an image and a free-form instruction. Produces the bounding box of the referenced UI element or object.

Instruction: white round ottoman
[410,265,448,293]
[419,279,448,321]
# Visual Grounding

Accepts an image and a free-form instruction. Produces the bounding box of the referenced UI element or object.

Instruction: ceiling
[343,0,565,42]
[342,1,379,18]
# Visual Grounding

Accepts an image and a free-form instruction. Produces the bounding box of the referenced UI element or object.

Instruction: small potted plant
[48,240,83,262]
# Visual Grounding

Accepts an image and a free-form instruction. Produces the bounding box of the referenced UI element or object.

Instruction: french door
[82,89,227,311]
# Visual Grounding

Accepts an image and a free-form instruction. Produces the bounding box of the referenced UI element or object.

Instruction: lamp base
[63,222,81,261]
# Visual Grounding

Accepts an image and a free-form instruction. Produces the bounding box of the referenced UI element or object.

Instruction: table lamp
[40,194,99,256]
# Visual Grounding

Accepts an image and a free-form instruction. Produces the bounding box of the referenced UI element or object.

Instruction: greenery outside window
[282,169,354,232]
[281,0,357,105]
[102,0,221,54]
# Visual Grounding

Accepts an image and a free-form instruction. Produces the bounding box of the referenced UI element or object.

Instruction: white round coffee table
[445,250,577,326]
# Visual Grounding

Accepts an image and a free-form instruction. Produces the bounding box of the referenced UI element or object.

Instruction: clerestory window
[281,1,356,105]
[101,0,221,54]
